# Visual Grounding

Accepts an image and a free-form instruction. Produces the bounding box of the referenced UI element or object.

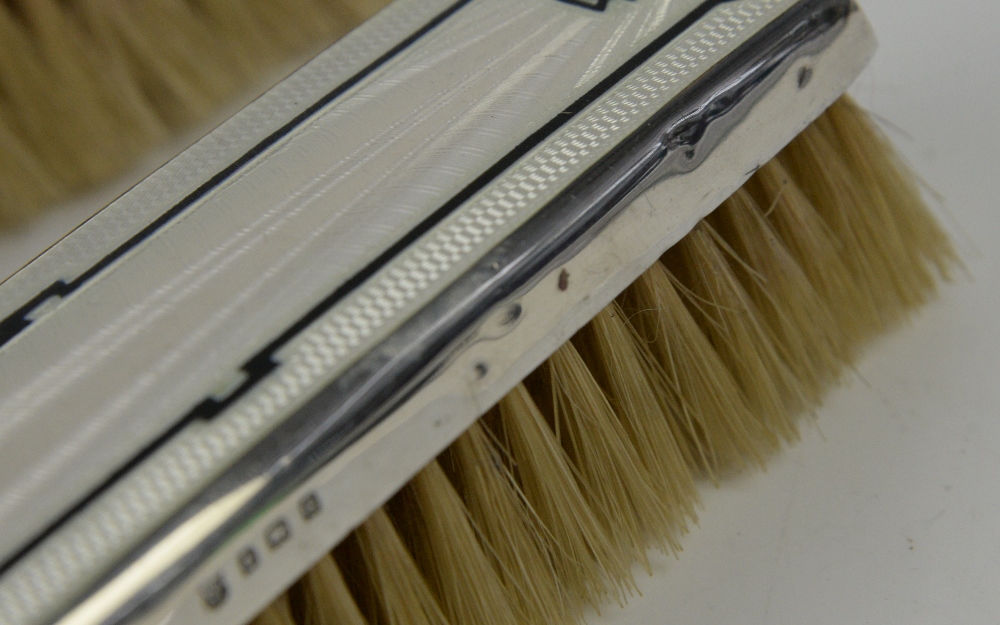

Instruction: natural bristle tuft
[441,422,567,625]
[387,461,518,625]
[336,509,450,625]
[708,188,846,404]
[618,261,772,475]
[495,384,629,608]
[744,158,880,347]
[251,593,297,625]
[819,95,959,284]
[572,304,699,545]
[233,96,957,625]
[291,555,367,625]
[532,342,664,571]
[664,222,805,444]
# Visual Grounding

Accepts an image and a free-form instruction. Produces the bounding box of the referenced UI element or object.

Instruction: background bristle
[224,97,956,625]
[0,0,392,225]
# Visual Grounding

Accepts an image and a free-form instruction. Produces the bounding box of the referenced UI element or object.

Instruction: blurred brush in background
[0,0,391,226]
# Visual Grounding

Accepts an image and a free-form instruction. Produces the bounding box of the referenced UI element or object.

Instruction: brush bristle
[819,96,958,283]
[289,554,368,625]
[0,0,391,225]
[386,461,518,625]
[664,222,806,444]
[251,593,297,625]
[528,343,664,574]
[440,422,567,625]
[744,158,879,347]
[494,385,628,608]
[222,95,958,623]
[618,259,771,475]
[708,188,845,403]
[572,304,699,543]
[335,509,449,625]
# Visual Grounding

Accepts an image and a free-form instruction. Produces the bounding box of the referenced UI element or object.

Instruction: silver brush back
[0,1,874,624]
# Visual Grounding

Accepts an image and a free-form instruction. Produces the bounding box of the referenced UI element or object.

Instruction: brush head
[0,1,886,624]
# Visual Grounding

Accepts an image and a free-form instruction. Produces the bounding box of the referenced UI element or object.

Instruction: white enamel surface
[0,0,712,567]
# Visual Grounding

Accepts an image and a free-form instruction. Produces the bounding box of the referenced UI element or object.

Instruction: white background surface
[0,0,996,623]
[591,0,1000,623]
